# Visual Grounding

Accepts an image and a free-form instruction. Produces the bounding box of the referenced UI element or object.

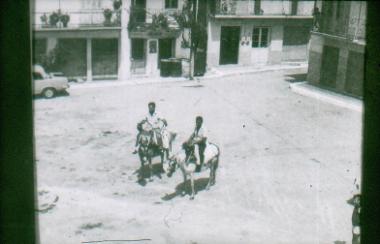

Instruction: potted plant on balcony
[148,13,170,36]
[60,13,70,28]
[103,8,113,26]
[49,11,60,27]
[113,0,122,10]
[40,13,49,28]
[113,0,122,26]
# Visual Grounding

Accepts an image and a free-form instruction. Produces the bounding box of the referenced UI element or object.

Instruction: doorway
[158,38,174,68]
[219,26,240,65]
[320,45,339,88]
[131,38,146,74]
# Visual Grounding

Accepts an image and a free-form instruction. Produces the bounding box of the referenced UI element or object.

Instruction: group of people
[133,102,208,172]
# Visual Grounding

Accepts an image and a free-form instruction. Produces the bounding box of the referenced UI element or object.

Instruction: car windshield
[33,65,50,79]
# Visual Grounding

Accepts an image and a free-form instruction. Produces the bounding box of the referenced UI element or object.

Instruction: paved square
[35,69,362,244]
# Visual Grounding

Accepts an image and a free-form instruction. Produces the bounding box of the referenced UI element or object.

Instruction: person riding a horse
[185,116,208,172]
[133,102,168,154]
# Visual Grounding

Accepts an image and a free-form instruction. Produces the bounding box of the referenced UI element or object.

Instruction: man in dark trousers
[187,116,208,172]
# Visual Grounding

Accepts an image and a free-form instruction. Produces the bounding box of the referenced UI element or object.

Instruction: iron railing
[128,7,181,34]
[214,0,314,16]
[33,9,121,29]
[315,16,366,43]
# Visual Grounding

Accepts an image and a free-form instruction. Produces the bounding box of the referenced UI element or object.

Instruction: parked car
[32,65,70,98]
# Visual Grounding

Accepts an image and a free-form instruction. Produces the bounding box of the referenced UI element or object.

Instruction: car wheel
[42,88,55,98]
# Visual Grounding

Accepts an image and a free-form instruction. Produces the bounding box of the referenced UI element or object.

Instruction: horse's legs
[190,173,195,200]
[148,157,153,182]
[138,151,144,181]
[206,167,213,191]
[212,158,218,186]
[181,173,187,196]
[160,150,167,173]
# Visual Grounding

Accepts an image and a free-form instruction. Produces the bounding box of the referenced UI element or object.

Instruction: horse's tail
[210,143,220,169]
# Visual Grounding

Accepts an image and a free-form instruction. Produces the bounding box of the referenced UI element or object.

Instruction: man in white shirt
[133,102,167,153]
[187,116,207,172]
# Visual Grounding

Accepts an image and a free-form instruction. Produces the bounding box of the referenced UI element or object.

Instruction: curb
[69,64,308,90]
[289,82,363,112]
[204,64,308,80]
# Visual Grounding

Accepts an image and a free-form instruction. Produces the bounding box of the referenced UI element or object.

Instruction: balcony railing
[214,0,313,17]
[314,16,366,43]
[33,10,121,29]
[128,7,181,36]
[130,7,180,25]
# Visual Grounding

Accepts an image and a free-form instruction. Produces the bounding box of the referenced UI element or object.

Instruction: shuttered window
[252,27,270,48]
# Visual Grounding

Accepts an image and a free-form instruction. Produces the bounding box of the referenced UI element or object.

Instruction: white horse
[163,142,220,200]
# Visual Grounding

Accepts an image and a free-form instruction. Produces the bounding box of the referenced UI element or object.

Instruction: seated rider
[133,102,167,154]
[186,116,207,172]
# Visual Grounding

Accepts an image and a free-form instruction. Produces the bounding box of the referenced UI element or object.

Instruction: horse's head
[138,131,152,153]
[163,156,177,177]
[182,141,195,156]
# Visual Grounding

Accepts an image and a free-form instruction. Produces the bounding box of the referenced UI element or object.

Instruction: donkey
[137,123,176,182]
[163,142,220,200]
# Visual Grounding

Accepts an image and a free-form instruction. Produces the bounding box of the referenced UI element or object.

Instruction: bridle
[139,131,152,153]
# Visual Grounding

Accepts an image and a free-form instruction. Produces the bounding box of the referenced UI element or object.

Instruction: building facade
[33,0,320,81]
[307,1,366,98]
[206,0,314,68]
[32,0,190,81]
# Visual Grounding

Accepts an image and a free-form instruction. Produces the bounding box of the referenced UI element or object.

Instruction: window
[254,0,261,15]
[165,0,178,9]
[252,27,270,48]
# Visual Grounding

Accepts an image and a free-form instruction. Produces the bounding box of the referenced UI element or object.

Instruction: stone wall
[307,32,365,97]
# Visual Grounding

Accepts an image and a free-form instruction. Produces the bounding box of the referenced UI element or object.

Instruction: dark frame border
[0,1,379,243]
[0,1,38,243]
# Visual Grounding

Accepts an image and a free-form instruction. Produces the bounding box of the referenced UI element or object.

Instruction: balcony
[213,0,313,19]
[315,16,366,44]
[33,9,121,30]
[128,7,181,38]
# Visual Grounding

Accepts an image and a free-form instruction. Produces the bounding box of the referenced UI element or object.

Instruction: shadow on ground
[161,177,211,201]
[134,163,164,186]
[182,84,204,88]
[33,91,70,100]
[285,73,307,83]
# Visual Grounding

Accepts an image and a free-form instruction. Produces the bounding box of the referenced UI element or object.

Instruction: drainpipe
[189,0,198,80]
